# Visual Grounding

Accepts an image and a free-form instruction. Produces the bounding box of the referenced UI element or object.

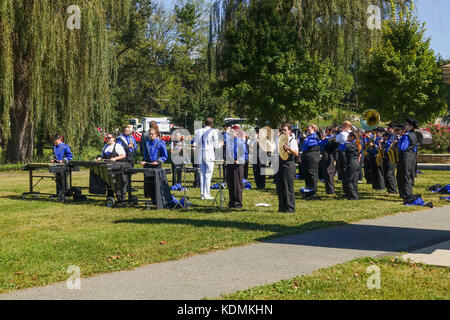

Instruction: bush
[422,124,450,153]
[75,146,102,161]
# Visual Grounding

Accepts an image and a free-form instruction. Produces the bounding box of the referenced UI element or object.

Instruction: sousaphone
[278,133,290,161]
[360,109,380,131]
[259,126,276,153]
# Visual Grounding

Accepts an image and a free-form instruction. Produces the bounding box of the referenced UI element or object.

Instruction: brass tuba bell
[360,109,380,131]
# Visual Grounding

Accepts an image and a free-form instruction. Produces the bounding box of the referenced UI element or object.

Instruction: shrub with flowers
[423,124,450,153]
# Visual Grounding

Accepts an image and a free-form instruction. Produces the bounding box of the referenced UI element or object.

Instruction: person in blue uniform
[319,127,338,194]
[117,125,137,167]
[141,128,169,201]
[396,118,418,200]
[341,132,362,200]
[301,124,320,192]
[51,135,73,194]
[362,131,373,184]
[51,135,73,163]
[222,124,232,181]
[226,129,248,208]
[367,128,385,191]
[382,124,398,194]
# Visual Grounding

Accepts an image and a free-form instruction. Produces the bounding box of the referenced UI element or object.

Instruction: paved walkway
[401,240,450,267]
[1,205,449,300]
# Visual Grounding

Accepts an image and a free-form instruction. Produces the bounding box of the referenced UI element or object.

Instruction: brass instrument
[360,109,380,131]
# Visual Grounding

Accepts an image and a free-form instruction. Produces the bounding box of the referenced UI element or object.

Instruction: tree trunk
[5,31,34,163]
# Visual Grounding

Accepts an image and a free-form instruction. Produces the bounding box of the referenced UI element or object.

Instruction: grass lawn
[0,166,449,293]
[221,256,450,300]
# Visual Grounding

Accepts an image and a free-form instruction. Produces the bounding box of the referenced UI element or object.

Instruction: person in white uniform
[194,118,223,200]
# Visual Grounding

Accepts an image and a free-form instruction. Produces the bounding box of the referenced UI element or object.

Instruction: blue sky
[164,0,450,59]
[415,0,450,59]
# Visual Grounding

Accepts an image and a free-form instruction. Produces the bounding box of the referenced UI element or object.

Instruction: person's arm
[157,141,168,164]
[131,136,137,151]
[286,138,299,158]
[398,135,410,152]
[318,139,329,147]
[64,145,73,162]
[213,130,223,149]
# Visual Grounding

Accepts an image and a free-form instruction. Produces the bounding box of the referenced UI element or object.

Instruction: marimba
[21,161,174,210]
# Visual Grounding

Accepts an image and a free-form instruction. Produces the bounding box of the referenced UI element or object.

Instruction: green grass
[0,168,449,293]
[221,256,450,300]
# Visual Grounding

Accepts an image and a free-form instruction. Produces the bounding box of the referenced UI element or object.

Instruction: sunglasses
[107,136,114,139]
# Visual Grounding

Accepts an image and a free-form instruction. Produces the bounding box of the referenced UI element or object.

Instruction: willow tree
[0,0,131,163]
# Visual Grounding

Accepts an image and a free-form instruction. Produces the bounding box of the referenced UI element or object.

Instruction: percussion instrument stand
[174,165,192,210]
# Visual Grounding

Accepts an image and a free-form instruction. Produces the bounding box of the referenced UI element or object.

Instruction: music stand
[213,160,226,209]
[173,164,198,210]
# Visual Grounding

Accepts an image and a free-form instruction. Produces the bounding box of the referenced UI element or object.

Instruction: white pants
[200,161,214,198]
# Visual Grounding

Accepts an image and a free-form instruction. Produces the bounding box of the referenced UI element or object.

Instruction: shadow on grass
[114,217,348,240]
[114,215,450,252]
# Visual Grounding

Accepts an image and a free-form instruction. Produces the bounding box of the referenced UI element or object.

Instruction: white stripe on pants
[200,161,214,198]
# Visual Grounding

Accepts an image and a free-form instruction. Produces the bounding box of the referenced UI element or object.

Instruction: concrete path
[401,240,450,267]
[1,205,449,300]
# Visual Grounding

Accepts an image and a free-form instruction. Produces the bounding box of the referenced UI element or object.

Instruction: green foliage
[219,0,340,126]
[358,1,448,125]
[332,107,353,126]
[0,0,131,163]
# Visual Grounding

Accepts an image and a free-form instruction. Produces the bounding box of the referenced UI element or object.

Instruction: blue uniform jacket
[142,138,168,164]
[302,133,319,152]
[117,134,137,153]
[318,134,334,151]
[398,132,418,153]
[226,137,248,164]
[384,134,395,153]
[53,143,73,162]
[370,136,382,156]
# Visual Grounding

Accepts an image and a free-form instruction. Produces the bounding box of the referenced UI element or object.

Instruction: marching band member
[383,124,398,194]
[96,134,127,199]
[342,132,362,200]
[362,130,373,184]
[397,118,418,200]
[193,118,222,200]
[98,134,126,162]
[51,134,73,194]
[250,127,266,189]
[276,124,299,213]
[226,129,248,208]
[319,127,338,195]
[301,124,320,192]
[51,135,73,163]
[222,124,233,180]
[336,121,353,181]
[140,128,168,200]
[170,132,184,186]
[117,125,137,167]
[368,128,385,191]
